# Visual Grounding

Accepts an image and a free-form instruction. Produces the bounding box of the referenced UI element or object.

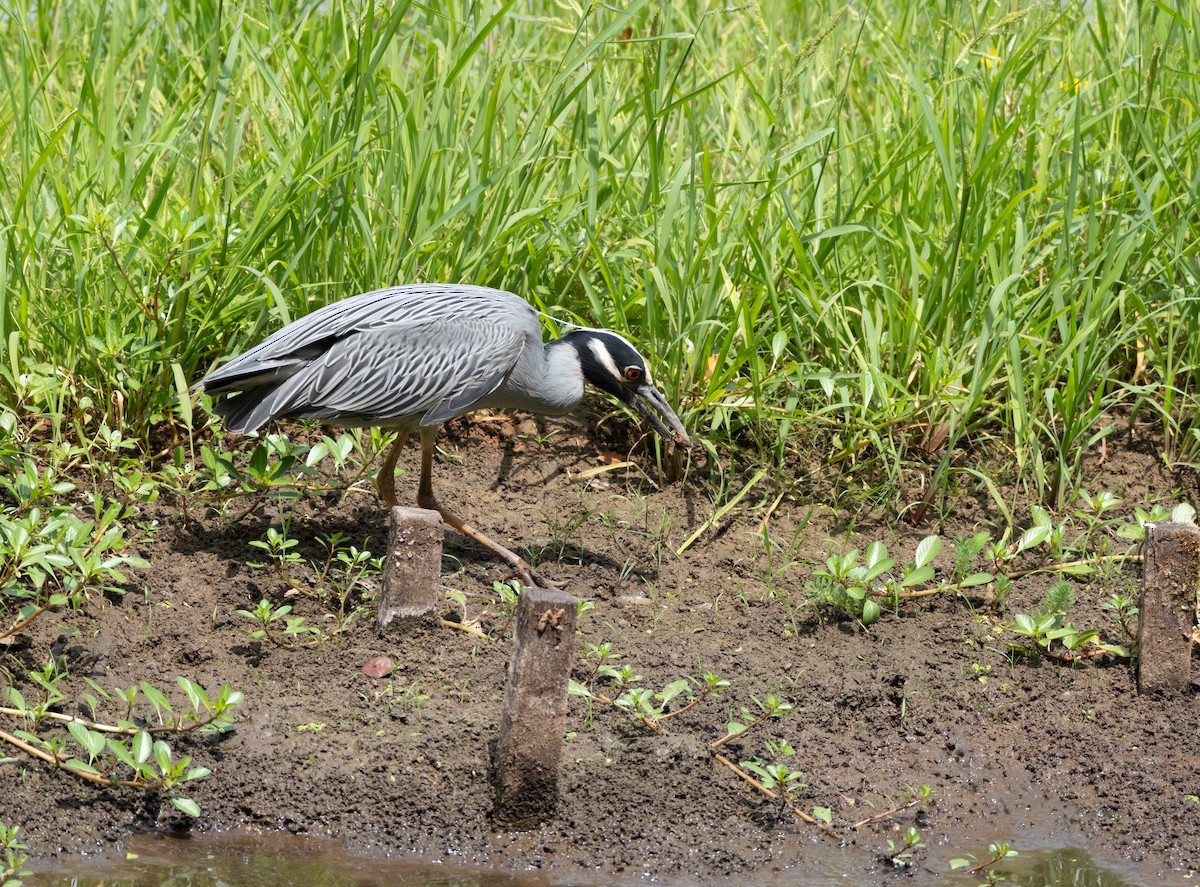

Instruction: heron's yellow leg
[414,426,550,589]
[376,432,409,508]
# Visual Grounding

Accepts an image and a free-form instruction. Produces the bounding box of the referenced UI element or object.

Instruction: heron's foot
[420,493,553,589]
[512,561,553,591]
[475,539,554,591]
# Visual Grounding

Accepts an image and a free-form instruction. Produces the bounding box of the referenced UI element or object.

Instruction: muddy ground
[2,403,1198,884]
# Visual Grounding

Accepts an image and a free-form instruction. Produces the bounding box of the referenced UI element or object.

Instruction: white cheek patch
[587,337,622,380]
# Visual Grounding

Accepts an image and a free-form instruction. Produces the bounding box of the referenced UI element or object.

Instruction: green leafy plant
[1,672,241,816]
[806,535,946,625]
[709,692,848,832]
[245,522,382,632]
[1,494,149,643]
[739,738,807,806]
[884,826,926,869]
[1099,592,1139,643]
[312,534,383,628]
[1007,581,1131,663]
[247,523,304,580]
[235,600,322,649]
[951,842,1018,884]
[0,820,31,886]
[852,784,935,829]
[716,692,794,745]
[800,492,1177,636]
[571,642,730,733]
[487,579,521,620]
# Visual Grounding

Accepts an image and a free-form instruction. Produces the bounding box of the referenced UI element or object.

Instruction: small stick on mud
[377,506,444,627]
[491,586,577,829]
[851,795,926,829]
[1137,521,1199,694]
[711,751,840,838]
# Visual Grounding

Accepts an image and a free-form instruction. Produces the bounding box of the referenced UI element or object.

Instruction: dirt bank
[3,407,1198,883]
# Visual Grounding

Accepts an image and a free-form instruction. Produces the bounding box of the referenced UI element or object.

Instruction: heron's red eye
[624,367,643,383]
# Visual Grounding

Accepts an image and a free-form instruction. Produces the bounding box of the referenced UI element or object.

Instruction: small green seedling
[885,826,925,869]
[950,841,1018,884]
[0,820,32,885]
[236,599,321,649]
[740,738,807,805]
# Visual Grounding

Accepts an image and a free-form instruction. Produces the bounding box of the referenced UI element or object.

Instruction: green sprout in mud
[884,826,925,869]
[360,679,430,716]
[1007,581,1131,663]
[248,523,304,576]
[245,524,382,633]
[488,579,521,619]
[1099,591,1139,642]
[951,842,1018,884]
[446,580,563,638]
[1,669,241,817]
[709,693,855,833]
[739,738,806,805]
[851,783,935,830]
[236,599,322,649]
[571,642,730,733]
[0,821,31,886]
[313,533,383,627]
[611,674,725,726]
[720,692,793,743]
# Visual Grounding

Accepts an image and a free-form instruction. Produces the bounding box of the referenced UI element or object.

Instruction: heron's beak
[631,384,691,448]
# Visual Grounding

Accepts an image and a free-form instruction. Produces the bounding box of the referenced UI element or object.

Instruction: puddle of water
[989,846,1143,887]
[22,831,1159,887]
[23,831,568,887]
[922,845,1154,887]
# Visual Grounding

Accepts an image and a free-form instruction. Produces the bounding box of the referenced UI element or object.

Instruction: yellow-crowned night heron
[199,284,690,586]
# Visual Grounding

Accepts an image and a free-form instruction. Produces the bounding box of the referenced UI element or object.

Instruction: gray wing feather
[201,284,536,395]
[207,292,534,433]
[287,318,526,423]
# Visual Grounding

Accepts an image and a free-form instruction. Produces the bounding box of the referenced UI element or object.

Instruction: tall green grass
[1,0,1197,507]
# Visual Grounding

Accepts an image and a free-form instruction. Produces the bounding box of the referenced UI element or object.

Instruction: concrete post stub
[491,586,578,828]
[377,506,444,628]
[1137,521,1199,694]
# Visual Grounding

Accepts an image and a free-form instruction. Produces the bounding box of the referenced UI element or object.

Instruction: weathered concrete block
[1137,521,1199,694]
[491,586,577,828]
[377,506,444,628]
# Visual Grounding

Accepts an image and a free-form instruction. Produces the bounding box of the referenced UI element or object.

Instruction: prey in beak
[564,327,691,450]
[624,381,691,448]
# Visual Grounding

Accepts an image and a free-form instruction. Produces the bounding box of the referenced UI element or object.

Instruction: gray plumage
[203,285,544,433]
[199,282,690,587]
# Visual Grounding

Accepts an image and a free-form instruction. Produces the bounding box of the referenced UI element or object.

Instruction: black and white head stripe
[568,329,654,388]
[556,328,690,447]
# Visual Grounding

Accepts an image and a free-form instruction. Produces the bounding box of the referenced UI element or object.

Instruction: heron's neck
[476,336,584,416]
[531,337,586,415]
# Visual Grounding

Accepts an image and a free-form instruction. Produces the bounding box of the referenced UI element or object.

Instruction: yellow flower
[981,48,1001,70]
[1059,77,1088,94]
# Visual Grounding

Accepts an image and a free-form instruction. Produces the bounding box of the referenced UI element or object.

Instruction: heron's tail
[210,390,279,434]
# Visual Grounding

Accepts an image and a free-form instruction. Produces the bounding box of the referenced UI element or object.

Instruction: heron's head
[561,330,690,448]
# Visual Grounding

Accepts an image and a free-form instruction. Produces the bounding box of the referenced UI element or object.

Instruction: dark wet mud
[4,411,1198,883]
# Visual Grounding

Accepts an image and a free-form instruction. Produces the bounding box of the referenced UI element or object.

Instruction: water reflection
[993,847,1137,887]
[23,832,1152,887]
[24,831,571,887]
